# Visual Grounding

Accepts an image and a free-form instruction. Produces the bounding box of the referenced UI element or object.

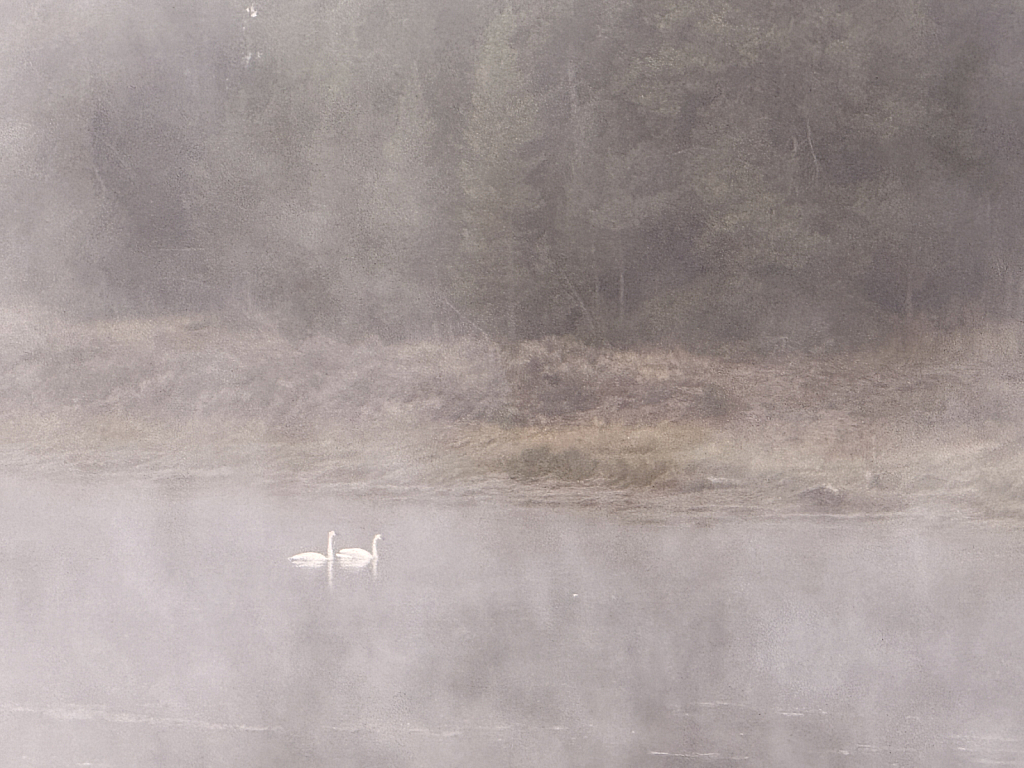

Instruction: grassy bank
[2,306,1024,512]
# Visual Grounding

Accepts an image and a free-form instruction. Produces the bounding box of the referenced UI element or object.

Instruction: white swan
[334,534,381,568]
[289,531,335,564]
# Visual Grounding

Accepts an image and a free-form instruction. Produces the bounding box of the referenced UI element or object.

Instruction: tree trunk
[506,244,518,341]
[618,253,625,323]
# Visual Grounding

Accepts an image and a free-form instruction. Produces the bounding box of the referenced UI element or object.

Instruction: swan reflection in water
[289,530,335,565]
[288,532,381,584]
[330,557,378,584]
[334,534,382,569]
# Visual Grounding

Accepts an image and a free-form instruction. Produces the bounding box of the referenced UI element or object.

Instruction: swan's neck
[327,532,335,560]
[370,536,378,560]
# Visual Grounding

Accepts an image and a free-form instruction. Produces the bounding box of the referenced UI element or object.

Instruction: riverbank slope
[2,308,1022,514]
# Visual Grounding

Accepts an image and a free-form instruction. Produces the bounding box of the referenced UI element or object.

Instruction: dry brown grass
[2,305,1024,507]
[459,422,713,487]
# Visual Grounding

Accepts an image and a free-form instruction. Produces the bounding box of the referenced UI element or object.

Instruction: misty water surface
[1,475,1022,767]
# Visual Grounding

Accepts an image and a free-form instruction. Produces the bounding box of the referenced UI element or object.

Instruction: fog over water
[1,475,1022,766]
[6,0,1024,764]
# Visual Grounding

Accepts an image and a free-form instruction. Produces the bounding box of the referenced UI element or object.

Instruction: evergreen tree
[458,8,548,341]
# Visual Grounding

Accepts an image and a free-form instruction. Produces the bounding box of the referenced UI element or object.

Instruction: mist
[4,478,1023,766]
[3,0,1024,346]
[3,1,1024,765]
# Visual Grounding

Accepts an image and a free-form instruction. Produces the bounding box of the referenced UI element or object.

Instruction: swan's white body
[334,534,381,568]
[289,531,335,564]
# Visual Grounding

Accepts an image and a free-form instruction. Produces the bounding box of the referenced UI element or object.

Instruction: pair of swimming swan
[289,531,381,568]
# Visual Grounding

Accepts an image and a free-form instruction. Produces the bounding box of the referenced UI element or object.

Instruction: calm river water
[1,474,1022,767]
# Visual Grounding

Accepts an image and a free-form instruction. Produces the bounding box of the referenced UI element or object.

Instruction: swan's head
[373,534,382,543]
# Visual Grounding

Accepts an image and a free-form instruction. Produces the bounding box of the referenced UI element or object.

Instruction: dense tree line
[2,0,1023,347]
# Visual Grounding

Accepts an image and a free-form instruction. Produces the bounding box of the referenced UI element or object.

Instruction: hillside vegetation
[5,0,1024,350]
[3,307,1023,513]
